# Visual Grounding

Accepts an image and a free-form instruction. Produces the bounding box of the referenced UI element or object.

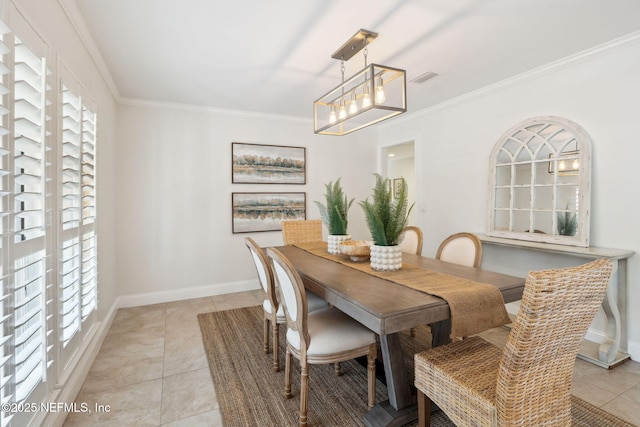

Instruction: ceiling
[71,0,640,119]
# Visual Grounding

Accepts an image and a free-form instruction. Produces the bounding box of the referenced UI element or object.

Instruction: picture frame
[393,178,403,199]
[232,142,306,184]
[232,192,306,233]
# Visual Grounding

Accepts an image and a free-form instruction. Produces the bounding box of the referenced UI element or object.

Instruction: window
[0,15,98,427]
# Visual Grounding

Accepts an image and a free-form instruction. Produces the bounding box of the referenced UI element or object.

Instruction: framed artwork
[232,142,306,184]
[232,192,306,233]
[393,178,403,199]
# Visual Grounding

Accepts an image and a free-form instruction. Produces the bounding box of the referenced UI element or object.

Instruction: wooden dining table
[274,244,525,427]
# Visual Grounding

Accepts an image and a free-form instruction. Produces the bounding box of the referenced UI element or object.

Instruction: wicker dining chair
[267,247,378,427]
[435,232,483,268]
[414,258,613,427]
[245,237,327,372]
[281,219,323,245]
[399,226,424,256]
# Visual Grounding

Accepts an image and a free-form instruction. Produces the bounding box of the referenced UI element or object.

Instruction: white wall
[376,35,640,360]
[115,103,378,303]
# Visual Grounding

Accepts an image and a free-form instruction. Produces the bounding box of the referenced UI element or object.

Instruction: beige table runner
[293,241,510,339]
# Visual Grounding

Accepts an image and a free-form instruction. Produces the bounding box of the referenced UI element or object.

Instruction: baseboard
[117,279,260,308]
[39,300,120,427]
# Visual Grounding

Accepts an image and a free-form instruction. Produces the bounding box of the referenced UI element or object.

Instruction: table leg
[364,333,417,427]
[430,319,452,347]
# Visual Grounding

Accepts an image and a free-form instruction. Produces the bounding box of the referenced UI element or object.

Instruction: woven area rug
[198,305,636,427]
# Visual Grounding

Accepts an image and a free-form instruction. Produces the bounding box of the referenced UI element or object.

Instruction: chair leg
[272,320,280,372]
[299,361,309,427]
[334,362,342,376]
[417,390,431,427]
[367,343,377,408]
[410,327,416,337]
[263,316,270,354]
[284,349,292,399]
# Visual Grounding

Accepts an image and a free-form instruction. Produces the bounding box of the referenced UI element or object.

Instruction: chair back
[399,226,423,256]
[436,232,482,267]
[281,219,322,245]
[496,258,613,425]
[267,248,310,348]
[245,237,277,307]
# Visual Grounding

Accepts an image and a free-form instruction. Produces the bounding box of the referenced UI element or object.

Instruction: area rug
[198,305,636,427]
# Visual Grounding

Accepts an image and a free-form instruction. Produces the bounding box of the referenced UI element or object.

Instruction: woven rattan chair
[245,238,327,372]
[399,226,424,256]
[267,247,377,427]
[414,258,613,427]
[281,219,323,245]
[435,232,482,268]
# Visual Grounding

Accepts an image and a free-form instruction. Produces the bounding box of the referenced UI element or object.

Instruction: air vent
[411,71,438,83]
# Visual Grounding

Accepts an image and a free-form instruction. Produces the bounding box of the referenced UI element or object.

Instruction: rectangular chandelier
[313,30,407,136]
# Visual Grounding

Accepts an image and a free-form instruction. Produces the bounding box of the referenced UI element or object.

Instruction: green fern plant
[557,205,578,236]
[359,174,414,246]
[314,178,354,235]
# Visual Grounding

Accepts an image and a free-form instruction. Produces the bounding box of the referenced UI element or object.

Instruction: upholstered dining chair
[435,232,483,268]
[399,226,424,256]
[244,237,327,372]
[414,258,613,427]
[281,219,323,245]
[400,226,424,337]
[267,247,378,427]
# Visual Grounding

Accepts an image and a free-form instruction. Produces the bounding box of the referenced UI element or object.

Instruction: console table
[478,234,634,368]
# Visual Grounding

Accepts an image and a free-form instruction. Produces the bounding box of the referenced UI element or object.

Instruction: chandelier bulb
[339,102,347,120]
[348,92,358,114]
[375,76,385,103]
[362,85,371,108]
[329,105,337,124]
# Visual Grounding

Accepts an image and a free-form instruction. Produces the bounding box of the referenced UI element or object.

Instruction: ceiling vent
[411,71,438,83]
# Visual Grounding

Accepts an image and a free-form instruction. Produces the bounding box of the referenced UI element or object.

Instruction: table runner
[293,241,511,339]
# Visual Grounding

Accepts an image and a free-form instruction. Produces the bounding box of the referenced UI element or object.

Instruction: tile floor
[63,290,640,426]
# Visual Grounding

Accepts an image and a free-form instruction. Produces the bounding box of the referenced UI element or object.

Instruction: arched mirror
[488,116,591,247]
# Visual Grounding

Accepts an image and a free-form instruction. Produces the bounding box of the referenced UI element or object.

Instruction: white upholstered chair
[400,226,424,336]
[399,226,423,256]
[435,232,483,268]
[245,237,326,372]
[267,247,377,427]
[414,259,613,427]
[281,219,323,245]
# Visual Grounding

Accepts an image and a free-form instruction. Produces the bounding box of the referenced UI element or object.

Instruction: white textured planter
[327,234,351,255]
[369,244,403,271]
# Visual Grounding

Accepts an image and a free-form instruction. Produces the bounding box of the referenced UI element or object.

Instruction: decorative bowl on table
[339,240,372,261]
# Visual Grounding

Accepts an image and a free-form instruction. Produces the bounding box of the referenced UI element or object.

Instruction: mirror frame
[487,116,591,247]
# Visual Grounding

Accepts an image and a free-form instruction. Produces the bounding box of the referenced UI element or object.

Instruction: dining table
[274,243,525,427]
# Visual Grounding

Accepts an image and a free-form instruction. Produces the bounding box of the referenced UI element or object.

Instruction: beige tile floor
[63,290,640,426]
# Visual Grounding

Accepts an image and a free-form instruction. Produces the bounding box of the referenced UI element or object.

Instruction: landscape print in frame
[232,142,306,184]
[232,192,306,233]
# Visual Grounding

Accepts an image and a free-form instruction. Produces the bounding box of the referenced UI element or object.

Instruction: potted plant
[314,178,354,254]
[360,174,413,271]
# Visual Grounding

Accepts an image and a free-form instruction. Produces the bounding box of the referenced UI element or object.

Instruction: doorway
[381,141,416,225]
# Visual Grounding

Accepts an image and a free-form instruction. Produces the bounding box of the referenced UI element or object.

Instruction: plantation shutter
[58,64,97,370]
[59,78,82,352]
[0,20,14,427]
[0,13,53,427]
[80,102,96,321]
